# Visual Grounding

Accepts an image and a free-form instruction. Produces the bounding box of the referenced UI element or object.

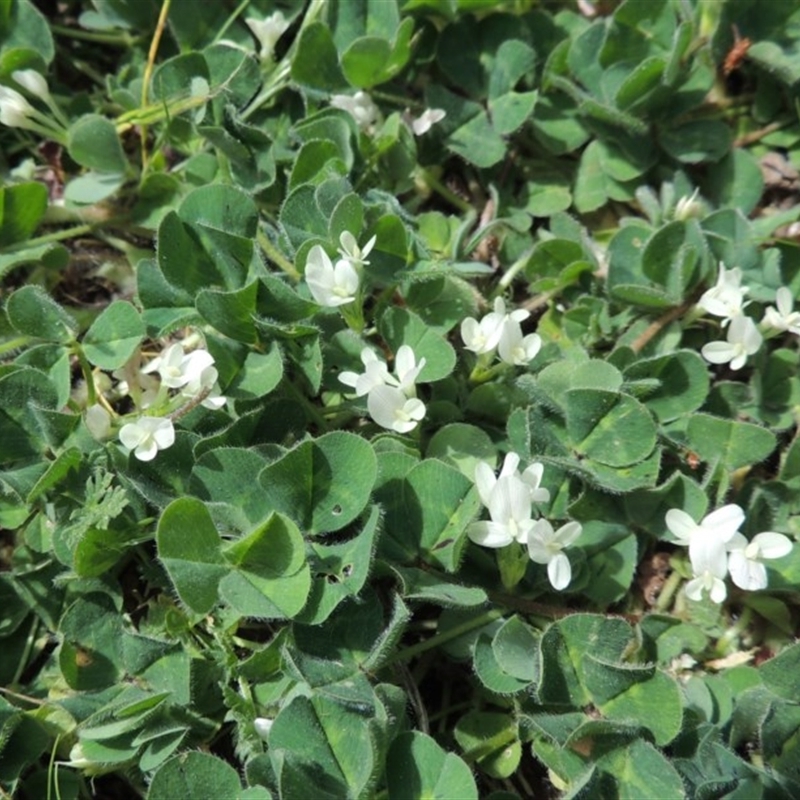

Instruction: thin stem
[73,346,97,406]
[140,0,173,172]
[214,0,250,43]
[497,247,534,292]
[415,167,473,214]
[0,685,47,706]
[630,296,697,354]
[1,222,97,253]
[655,568,684,612]
[50,24,136,46]
[383,608,504,667]
[257,229,299,279]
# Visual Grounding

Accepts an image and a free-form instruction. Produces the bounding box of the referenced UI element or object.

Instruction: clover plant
[2,1,800,798]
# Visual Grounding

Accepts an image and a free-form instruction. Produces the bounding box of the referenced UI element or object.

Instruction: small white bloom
[685,545,728,603]
[12,69,49,98]
[411,108,446,136]
[254,717,273,740]
[339,348,392,397]
[497,323,542,366]
[673,188,703,221]
[0,85,34,127]
[119,417,175,461]
[143,344,215,389]
[245,11,290,60]
[392,344,426,394]
[305,245,359,307]
[727,531,793,591]
[181,364,226,409]
[460,315,504,355]
[468,474,536,549]
[330,91,381,132]
[85,404,111,440]
[697,265,750,323]
[762,287,800,335]
[338,231,376,267]
[367,384,425,433]
[474,453,549,509]
[701,314,762,370]
[526,519,582,591]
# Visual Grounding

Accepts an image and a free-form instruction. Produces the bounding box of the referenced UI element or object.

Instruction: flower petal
[665,509,697,543]
[728,551,767,591]
[474,461,497,508]
[547,553,571,591]
[701,504,744,541]
[467,521,514,548]
[751,531,793,560]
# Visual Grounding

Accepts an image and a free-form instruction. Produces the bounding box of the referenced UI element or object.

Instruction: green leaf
[0,182,47,246]
[659,120,732,164]
[454,711,521,779]
[379,307,456,383]
[156,498,226,615]
[148,752,242,800]
[595,739,685,799]
[426,423,496,479]
[259,431,377,535]
[82,301,145,369]
[290,23,347,93]
[219,513,311,620]
[492,616,540,683]
[341,19,414,88]
[759,642,800,701]
[565,389,657,467]
[685,414,777,471]
[67,114,127,174]
[386,731,478,800]
[5,285,77,343]
[195,281,258,343]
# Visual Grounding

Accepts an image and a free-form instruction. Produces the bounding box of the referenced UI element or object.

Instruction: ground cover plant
[2,0,800,797]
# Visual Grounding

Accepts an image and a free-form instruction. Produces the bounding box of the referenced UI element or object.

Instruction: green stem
[496,247,534,292]
[1,222,97,253]
[50,24,136,46]
[415,167,473,214]
[383,608,504,667]
[0,335,32,357]
[462,726,517,764]
[655,568,684,612]
[214,0,250,43]
[257,229,299,279]
[73,346,97,406]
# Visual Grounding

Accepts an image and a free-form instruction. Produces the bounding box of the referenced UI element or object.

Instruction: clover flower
[339,345,427,432]
[727,531,793,591]
[685,543,729,603]
[143,343,216,389]
[254,717,273,740]
[697,265,750,324]
[526,519,582,591]
[673,188,703,221]
[410,108,446,136]
[180,363,227,410]
[85,404,112,440]
[461,297,540,366]
[245,11,290,60]
[762,287,800,335]
[338,231,376,268]
[330,91,381,132]
[11,69,49,100]
[474,453,550,509]
[305,245,359,307]
[467,473,537,548]
[701,314,762,370]
[0,85,34,127]
[119,416,175,461]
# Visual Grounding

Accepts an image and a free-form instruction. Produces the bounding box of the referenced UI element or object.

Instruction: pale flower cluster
[665,505,792,603]
[245,11,290,61]
[305,232,375,308]
[339,345,426,433]
[698,264,800,370]
[461,298,542,367]
[86,340,226,462]
[467,454,582,591]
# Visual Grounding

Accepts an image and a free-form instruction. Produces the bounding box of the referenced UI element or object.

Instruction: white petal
[497,321,523,365]
[333,259,359,297]
[776,286,794,317]
[499,452,521,478]
[360,234,376,259]
[684,576,705,602]
[665,509,698,544]
[689,534,728,579]
[526,519,554,563]
[151,420,176,449]
[339,370,360,389]
[395,345,415,380]
[554,520,582,547]
[701,504,744,541]
[728,551,767,591]
[548,553,571,590]
[510,309,530,323]
[751,532,793,560]
[474,462,497,507]
[461,317,483,351]
[339,231,357,258]
[134,439,159,461]
[467,521,514,548]
[708,576,728,603]
[119,422,146,450]
[702,341,737,365]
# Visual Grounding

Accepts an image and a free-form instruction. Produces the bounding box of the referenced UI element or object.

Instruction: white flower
[697,265,750,323]
[85,404,111,440]
[411,108,446,136]
[0,85,34,127]
[391,344,426,394]
[727,531,793,591]
[254,717,273,740]
[245,11,290,60]
[674,188,703,221]
[367,384,426,433]
[338,231,376,267]
[119,417,175,461]
[305,245,359,307]
[701,314,762,370]
[143,344,216,389]
[685,544,728,603]
[330,91,380,132]
[468,474,536,548]
[666,505,744,603]
[498,323,542,366]
[474,453,550,509]
[526,519,582,591]
[339,348,392,397]
[12,69,49,98]
[762,287,800,335]
[181,364,226,410]
[460,314,504,355]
